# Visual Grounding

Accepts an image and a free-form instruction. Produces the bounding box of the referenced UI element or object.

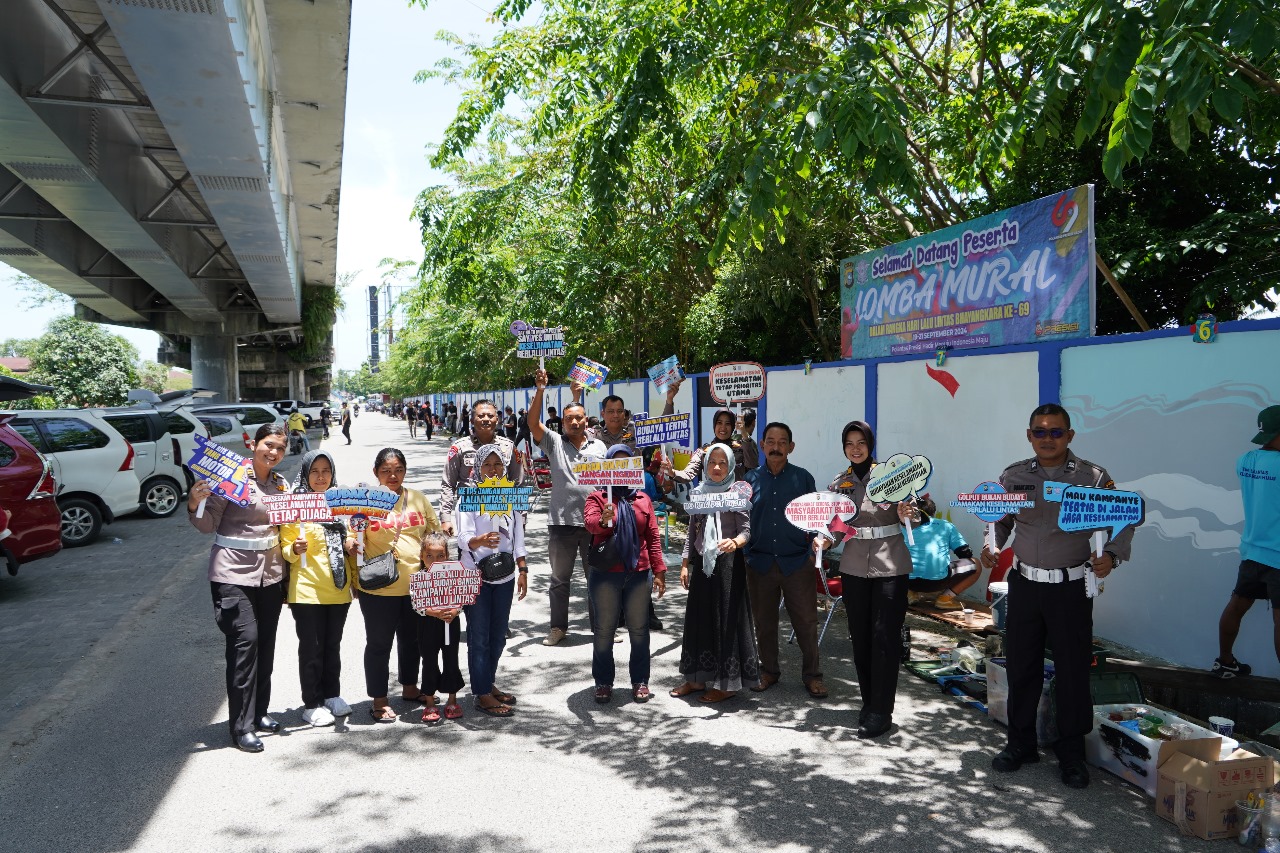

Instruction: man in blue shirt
[1214,405,1280,678]
[744,422,826,697]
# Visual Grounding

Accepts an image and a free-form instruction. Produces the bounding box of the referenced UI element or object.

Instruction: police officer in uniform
[981,403,1134,789]
[438,399,522,536]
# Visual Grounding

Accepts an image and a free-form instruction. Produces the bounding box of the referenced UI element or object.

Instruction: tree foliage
[389,0,1279,393]
[24,317,139,408]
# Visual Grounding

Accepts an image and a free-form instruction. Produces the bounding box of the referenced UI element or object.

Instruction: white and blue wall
[448,318,1280,676]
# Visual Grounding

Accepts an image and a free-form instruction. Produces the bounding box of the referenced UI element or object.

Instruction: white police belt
[214,533,280,551]
[1016,559,1089,583]
[847,524,901,541]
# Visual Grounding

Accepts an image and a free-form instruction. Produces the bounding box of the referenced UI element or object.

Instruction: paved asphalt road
[0,411,1222,852]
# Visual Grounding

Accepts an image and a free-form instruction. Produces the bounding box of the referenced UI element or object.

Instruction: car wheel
[60,498,103,547]
[140,477,182,518]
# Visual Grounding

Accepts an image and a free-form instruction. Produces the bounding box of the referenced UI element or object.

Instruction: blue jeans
[464,580,515,697]
[588,569,652,687]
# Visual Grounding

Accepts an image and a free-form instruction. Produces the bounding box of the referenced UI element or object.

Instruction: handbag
[358,550,398,590]
[587,534,622,571]
[476,551,516,582]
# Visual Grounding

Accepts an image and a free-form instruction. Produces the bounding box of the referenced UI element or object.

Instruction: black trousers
[341,420,351,442]
[292,602,350,708]
[423,418,433,440]
[416,613,465,695]
[211,581,285,737]
[358,593,425,698]
[1005,570,1094,761]
[842,573,909,716]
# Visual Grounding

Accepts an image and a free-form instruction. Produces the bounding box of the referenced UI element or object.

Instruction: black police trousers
[1004,569,1094,761]
[211,581,285,737]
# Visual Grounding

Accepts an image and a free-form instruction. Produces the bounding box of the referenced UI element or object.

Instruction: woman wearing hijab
[456,443,528,718]
[828,420,916,739]
[583,445,668,703]
[280,450,357,727]
[664,408,747,484]
[671,444,759,702]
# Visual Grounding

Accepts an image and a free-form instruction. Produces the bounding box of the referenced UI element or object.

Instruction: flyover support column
[191,335,239,403]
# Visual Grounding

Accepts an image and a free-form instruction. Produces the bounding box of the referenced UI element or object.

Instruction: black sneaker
[1211,657,1252,679]
[992,745,1040,773]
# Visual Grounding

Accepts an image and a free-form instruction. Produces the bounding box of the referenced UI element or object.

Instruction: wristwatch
[1105,551,1122,569]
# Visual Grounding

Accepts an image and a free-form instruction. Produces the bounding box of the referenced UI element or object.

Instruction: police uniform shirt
[994,450,1134,568]
[828,465,911,579]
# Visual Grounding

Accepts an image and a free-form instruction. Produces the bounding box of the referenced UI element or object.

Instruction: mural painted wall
[1062,329,1280,676]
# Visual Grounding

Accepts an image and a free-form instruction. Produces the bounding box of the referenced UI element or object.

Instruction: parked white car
[194,412,254,453]
[101,407,189,518]
[192,403,286,436]
[267,399,325,428]
[1,409,141,547]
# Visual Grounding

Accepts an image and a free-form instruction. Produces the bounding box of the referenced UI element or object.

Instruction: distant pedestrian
[340,402,352,445]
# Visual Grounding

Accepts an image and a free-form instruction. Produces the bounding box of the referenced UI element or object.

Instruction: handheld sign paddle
[865,453,932,545]
[186,434,254,517]
[685,481,753,515]
[784,491,859,569]
[410,560,482,644]
[949,481,1034,560]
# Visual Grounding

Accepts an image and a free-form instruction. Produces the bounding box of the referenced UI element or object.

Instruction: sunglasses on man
[1030,428,1068,439]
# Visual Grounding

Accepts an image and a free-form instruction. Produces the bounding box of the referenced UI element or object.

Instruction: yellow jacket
[360,487,440,596]
[287,412,307,432]
[281,521,354,605]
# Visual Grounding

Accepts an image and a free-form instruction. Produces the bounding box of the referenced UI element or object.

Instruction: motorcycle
[289,429,306,455]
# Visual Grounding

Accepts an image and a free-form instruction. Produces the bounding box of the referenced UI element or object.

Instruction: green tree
[25,317,139,407]
[137,361,170,394]
[0,338,35,358]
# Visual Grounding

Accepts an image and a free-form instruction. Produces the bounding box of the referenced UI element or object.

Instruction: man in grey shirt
[530,367,607,646]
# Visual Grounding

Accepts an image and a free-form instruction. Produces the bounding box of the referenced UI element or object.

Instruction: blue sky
[0,0,500,370]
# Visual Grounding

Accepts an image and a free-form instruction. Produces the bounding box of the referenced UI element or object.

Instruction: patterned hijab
[294,450,347,588]
[691,443,736,577]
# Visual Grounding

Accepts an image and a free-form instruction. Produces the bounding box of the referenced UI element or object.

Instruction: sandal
[421,705,442,724]
[478,702,514,718]
[444,703,463,720]
[369,704,397,723]
[401,690,426,703]
[669,682,704,698]
[632,683,652,703]
[700,688,736,703]
[490,688,517,705]
[594,685,612,704]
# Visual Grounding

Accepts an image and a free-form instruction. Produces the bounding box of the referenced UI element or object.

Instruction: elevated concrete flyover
[0,0,350,402]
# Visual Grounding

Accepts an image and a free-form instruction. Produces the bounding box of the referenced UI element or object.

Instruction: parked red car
[0,377,63,575]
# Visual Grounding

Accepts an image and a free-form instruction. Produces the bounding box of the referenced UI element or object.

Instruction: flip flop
[421,706,442,724]
[444,703,464,720]
[369,705,397,723]
[478,702,514,718]
[490,689,517,705]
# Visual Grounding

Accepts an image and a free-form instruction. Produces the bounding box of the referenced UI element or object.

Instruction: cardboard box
[1156,748,1275,840]
[1085,704,1222,798]
[986,658,1058,746]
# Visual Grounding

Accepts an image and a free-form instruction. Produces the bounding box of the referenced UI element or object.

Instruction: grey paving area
[0,412,1219,852]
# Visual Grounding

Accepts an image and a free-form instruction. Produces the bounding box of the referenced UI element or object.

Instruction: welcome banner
[839,185,1095,359]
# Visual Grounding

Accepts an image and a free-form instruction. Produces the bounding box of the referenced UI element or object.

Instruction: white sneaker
[302,705,335,727]
[543,627,566,646]
[324,696,352,717]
